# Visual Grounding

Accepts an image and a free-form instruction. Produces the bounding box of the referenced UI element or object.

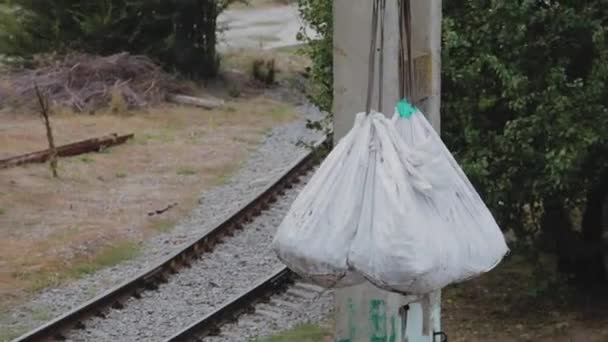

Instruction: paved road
[217,5,318,51]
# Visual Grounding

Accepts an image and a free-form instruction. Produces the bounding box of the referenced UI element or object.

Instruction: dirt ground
[262,255,608,342]
[443,255,608,342]
[0,92,296,313]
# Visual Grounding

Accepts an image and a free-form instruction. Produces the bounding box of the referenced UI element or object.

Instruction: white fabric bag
[272,112,373,287]
[348,107,509,294]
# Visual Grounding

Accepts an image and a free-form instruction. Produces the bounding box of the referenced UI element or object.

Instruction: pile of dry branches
[0,52,185,112]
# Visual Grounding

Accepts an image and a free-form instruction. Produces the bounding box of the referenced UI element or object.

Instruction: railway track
[166,267,329,342]
[13,138,328,342]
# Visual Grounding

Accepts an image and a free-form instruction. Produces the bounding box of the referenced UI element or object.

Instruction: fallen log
[167,94,224,109]
[0,133,134,170]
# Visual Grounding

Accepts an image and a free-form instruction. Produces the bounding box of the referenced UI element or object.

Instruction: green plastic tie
[397,99,416,118]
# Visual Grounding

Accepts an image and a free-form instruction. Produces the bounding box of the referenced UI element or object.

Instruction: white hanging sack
[393,108,509,289]
[272,112,373,287]
[348,106,509,295]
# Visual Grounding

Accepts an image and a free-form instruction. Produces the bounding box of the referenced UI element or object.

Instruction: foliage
[442,0,608,282]
[0,0,238,78]
[296,0,333,137]
[252,58,277,85]
[298,0,608,282]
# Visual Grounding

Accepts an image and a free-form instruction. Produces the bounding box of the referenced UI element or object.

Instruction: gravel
[204,282,334,342]
[1,90,328,341]
[67,174,312,341]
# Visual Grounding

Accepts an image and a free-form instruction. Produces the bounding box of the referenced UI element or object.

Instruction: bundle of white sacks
[272,106,509,295]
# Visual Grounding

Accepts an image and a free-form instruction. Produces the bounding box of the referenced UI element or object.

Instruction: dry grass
[443,255,608,341]
[0,96,295,312]
[256,324,332,342]
[258,256,608,342]
[221,48,310,83]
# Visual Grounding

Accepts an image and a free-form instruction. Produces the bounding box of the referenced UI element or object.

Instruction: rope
[365,0,381,115]
[367,0,413,115]
[377,0,386,113]
[398,0,414,102]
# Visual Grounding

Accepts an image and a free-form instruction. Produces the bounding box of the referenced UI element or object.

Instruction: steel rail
[165,267,293,342]
[13,137,327,342]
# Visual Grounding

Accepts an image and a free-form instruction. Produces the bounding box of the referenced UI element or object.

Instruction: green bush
[296,0,333,138]
[442,0,608,283]
[299,0,608,283]
[0,0,236,78]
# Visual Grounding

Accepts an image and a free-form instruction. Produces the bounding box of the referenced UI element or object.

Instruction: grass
[79,156,95,163]
[0,325,28,342]
[9,241,140,294]
[273,43,306,53]
[69,241,140,277]
[232,136,261,145]
[138,129,177,144]
[0,76,299,324]
[150,218,175,233]
[29,307,52,322]
[256,324,330,342]
[443,253,608,341]
[221,48,310,83]
[177,167,197,176]
[0,308,48,342]
[267,104,292,121]
[212,166,239,186]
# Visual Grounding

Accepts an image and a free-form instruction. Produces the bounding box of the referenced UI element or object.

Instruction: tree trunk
[580,169,608,283]
[542,184,607,285]
[541,200,575,274]
[173,0,219,79]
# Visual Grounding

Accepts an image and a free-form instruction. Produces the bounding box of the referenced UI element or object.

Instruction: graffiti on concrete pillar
[348,297,356,339]
[369,299,387,342]
[337,297,357,342]
[389,315,396,342]
[369,299,397,342]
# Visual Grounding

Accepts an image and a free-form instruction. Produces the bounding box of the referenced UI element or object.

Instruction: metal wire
[398,0,414,102]
[367,0,413,115]
[377,0,386,113]
[365,0,381,115]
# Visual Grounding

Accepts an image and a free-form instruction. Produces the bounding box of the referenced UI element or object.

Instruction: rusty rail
[13,137,327,342]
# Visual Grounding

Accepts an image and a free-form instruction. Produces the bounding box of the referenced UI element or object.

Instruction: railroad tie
[254,308,282,320]
[286,288,317,300]
[270,298,301,310]
[293,282,325,293]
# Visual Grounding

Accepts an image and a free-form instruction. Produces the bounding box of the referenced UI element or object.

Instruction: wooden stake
[34,84,58,178]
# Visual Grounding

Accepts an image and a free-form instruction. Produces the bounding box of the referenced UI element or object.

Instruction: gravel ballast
[203,281,333,342]
[2,95,331,341]
[67,173,312,341]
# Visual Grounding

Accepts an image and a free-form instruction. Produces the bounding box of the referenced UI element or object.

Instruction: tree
[442,0,608,283]
[298,0,608,284]
[296,0,333,138]
[0,0,233,78]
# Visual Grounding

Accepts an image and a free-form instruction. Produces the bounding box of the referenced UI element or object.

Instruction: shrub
[0,0,238,78]
[298,0,608,284]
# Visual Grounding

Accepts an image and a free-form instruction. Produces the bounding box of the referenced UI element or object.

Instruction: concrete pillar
[333,0,441,137]
[410,0,442,131]
[332,0,442,341]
